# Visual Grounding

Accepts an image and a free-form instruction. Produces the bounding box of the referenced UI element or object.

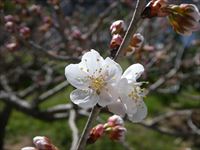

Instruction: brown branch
[82,1,119,40]
[68,109,79,150]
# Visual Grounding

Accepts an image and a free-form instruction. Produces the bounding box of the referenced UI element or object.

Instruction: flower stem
[76,105,101,150]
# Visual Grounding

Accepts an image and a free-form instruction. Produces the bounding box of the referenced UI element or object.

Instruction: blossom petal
[98,85,118,107]
[65,64,90,89]
[107,100,126,117]
[102,57,122,84]
[128,100,147,122]
[121,63,144,83]
[70,89,99,109]
[79,49,104,75]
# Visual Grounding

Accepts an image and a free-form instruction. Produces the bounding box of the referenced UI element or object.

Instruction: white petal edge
[70,89,99,109]
[121,63,144,83]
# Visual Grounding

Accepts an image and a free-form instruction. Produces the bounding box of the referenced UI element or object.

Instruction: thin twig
[68,109,79,150]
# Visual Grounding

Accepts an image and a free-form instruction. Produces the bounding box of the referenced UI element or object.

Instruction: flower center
[128,86,145,102]
[90,76,105,94]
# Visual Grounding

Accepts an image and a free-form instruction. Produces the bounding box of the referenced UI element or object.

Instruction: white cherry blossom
[108,63,147,122]
[65,49,122,109]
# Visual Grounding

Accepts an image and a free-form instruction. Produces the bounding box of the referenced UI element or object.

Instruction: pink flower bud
[33,136,58,150]
[20,26,31,39]
[6,42,19,52]
[4,15,15,22]
[5,21,15,32]
[71,27,82,40]
[110,20,126,35]
[88,124,104,143]
[107,115,124,126]
[124,33,144,56]
[110,34,123,49]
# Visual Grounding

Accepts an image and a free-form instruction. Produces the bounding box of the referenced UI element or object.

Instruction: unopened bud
[88,124,104,144]
[6,42,19,51]
[141,0,169,18]
[20,26,31,39]
[110,20,126,35]
[110,34,123,49]
[5,21,15,32]
[124,33,144,56]
[33,136,58,150]
[29,5,41,15]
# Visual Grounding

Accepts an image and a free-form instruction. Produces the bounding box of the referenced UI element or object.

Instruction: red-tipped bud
[141,0,168,18]
[20,26,31,39]
[33,136,58,150]
[110,20,126,35]
[71,27,82,40]
[5,21,15,32]
[6,42,19,52]
[29,5,41,15]
[110,34,123,49]
[88,124,104,143]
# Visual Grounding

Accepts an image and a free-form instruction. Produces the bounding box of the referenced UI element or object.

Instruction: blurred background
[0,0,200,150]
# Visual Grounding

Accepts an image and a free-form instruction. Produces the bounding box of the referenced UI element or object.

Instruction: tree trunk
[0,105,12,150]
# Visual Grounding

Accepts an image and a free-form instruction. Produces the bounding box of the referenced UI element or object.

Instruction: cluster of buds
[109,20,144,56]
[21,136,58,150]
[142,0,200,36]
[4,15,17,33]
[88,115,126,143]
